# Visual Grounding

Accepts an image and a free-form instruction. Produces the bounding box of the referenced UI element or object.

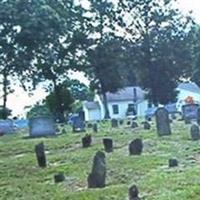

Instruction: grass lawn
[0,120,200,200]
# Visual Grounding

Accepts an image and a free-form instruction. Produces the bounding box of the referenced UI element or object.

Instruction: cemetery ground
[0,120,200,200]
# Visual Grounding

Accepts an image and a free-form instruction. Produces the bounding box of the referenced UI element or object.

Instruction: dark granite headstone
[129,185,140,200]
[93,123,98,133]
[127,121,131,126]
[111,119,118,128]
[190,124,200,141]
[169,159,178,167]
[131,121,138,129]
[155,108,171,136]
[119,119,124,125]
[129,139,143,155]
[29,117,55,137]
[35,142,47,167]
[103,138,113,153]
[143,121,151,130]
[87,151,106,188]
[82,134,92,148]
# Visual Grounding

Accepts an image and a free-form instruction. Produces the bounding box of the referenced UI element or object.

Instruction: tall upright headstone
[35,142,47,167]
[87,151,106,188]
[103,138,113,153]
[190,124,200,141]
[155,108,171,136]
[129,139,143,155]
[29,117,55,137]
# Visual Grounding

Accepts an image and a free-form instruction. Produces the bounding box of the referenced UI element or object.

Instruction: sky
[2,0,200,117]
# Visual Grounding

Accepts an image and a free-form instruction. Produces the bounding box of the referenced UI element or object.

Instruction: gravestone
[29,117,55,137]
[129,185,140,200]
[103,138,113,153]
[82,134,92,148]
[111,119,118,128]
[155,108,171,136]
[143,121,151,130]
[127,121,131,126]
[182,104,199,124]
[87,151,106,188]
[168,158,178,168]
[129,139,143,155]
[54,173,65,183]
[119,119,124,125]
[197,107,200,125]
[35,142,47,167]
[87,123,93,128]
[131,121,138,129]
[72,117,85,133]
[93,123,98,133]
[190,124,200,141]
[0,119,14,136]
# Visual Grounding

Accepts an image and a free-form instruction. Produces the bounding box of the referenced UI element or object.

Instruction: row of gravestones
[35,139,178,200]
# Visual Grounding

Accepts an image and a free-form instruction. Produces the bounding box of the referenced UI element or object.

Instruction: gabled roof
[83,101,100,110]
[178,82,200,94]
[106,86,146,102]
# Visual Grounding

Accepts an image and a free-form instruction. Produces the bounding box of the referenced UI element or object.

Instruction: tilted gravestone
[129,139,143,155]
[29,117,55,137]
[93,123,98,133]
[72,117,85,133]
[103,138,113,153]
[111,119,118,128]
[168,158,178,168]
[87,151,106,188]
[0,119,15,136]
[155,108,171,136]
[35,142,47,167]
[143,121,151,130]
[190,124,200,141]
[82,134,92,148]
[129,185,140,200]
[131,121,138,129]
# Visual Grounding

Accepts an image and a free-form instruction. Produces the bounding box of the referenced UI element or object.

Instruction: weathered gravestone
[35,142,47,167]
[129,185,140,200]
[93,123,98,133]
[182,104,199,124]
[54,173,65,183]
[103,138,113,153]
[29,117,55,137]
[87,151,106,188]
[0,119,14,136]
[111,119,118,128]
[129,139,143,155]
[143,121,151,130]
[82,134,92,148]
[190,124,200,141]
[168,158,178,168]
[131,121,138,129]
[119,119,124,125]
[72,117,85,133]
[155,108,171,136]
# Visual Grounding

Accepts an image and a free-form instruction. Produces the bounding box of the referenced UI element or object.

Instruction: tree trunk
[102,91,110,119]
[2,70,8,119]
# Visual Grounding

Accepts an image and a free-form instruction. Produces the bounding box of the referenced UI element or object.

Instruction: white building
[176,82,200,112]
[83,86,148,121]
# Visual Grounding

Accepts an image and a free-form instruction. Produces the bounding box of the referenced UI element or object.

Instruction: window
[112,105,119,114]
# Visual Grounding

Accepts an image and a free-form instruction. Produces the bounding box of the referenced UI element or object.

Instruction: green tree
[45,85,74,123]
[117,0,194,105]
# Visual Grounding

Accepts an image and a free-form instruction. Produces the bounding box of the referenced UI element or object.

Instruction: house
[176,82,200,112]
[83,86,148,121]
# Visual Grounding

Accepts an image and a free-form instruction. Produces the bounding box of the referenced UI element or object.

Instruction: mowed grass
[0,120,200,200]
